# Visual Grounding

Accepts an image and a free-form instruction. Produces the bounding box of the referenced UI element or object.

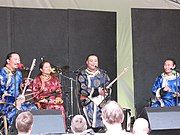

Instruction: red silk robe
[30,75,65,117]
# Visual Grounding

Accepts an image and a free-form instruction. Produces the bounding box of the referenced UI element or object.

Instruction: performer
[0,52,37,126]
[29,60,65,118]
[78,54,111,130]
[151,58,180,107]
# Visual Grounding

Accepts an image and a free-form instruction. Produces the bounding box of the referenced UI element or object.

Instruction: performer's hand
[173,92,180,97]
[98,87,105,96]
[24,78,33,86]
[163,86,171,92]
[20,78,33,91]
[35,102,42,109]
[16,95,25,109]
[39,98,48,103]
[2,91,11,100]
[55,97,63,104]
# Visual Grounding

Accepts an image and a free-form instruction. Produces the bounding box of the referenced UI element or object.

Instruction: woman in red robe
[30,60,65,120]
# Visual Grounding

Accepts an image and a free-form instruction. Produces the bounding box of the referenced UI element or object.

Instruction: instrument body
[78,67,128,128]
[78,69,111,106]
[79,67,128,106]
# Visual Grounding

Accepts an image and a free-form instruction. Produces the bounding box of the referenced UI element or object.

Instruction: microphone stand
[58,72,76,132]
[68,65,86,115]
[74,72,82,115]
[58,72,76,117]
[175,71,179,106]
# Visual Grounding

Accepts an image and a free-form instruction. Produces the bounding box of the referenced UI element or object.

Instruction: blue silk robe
[0,67,37,125]
[78,69,110,128]
[151,73,180,107]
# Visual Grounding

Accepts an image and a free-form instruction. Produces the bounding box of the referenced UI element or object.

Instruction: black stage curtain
[132,8,180,115]
[0,8,116,118]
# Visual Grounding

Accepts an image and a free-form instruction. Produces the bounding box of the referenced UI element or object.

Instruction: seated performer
[0,52,37,130]
[78,54,111,131]
[29,60,65,119]
[151,58,180,107]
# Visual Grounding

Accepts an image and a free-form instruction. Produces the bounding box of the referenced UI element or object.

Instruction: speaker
[141,106,180,135]
[31,110,66,134]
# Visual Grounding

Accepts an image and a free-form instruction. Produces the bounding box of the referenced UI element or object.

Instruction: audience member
[16,111,33,135]
[101,100,131,135]
[132,118,149,135]
[71,114,96,135]
[71,115,87,133]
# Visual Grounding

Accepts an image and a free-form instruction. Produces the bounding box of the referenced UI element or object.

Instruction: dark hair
[165,58,176,66]
[38,60,53,75]
[5,52,19,65]
[39,60,51,69]
[6,52,19,60]
[85,54,98,61]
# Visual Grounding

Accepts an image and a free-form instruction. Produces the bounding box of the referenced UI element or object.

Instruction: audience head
[71,115,87,133]
[101,100,124,125]
[133,118,149,135]
[16,111,33,134]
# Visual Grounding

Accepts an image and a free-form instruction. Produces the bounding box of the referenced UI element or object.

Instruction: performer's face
[86,55,98,71]
[7,53,21,70]
[40,62,52,75]
[164,60,175,75]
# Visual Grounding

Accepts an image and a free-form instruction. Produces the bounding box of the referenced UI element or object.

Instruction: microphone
[40,56,45,62]
[17,63,29,70]
[171,68,180,73]
[95,65,99,69]
[72,65,86,74]
[95,66,107,73]
[50,67,62,74]
[50,68,56,74]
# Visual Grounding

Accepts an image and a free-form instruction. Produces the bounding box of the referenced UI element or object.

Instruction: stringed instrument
[18,59,36,99]
[80,67,129,106]
[3,59,36,105]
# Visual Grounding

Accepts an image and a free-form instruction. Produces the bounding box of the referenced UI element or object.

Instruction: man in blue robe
[151,58,180,107]
[78,54,111,131]
[0,52,37,128]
